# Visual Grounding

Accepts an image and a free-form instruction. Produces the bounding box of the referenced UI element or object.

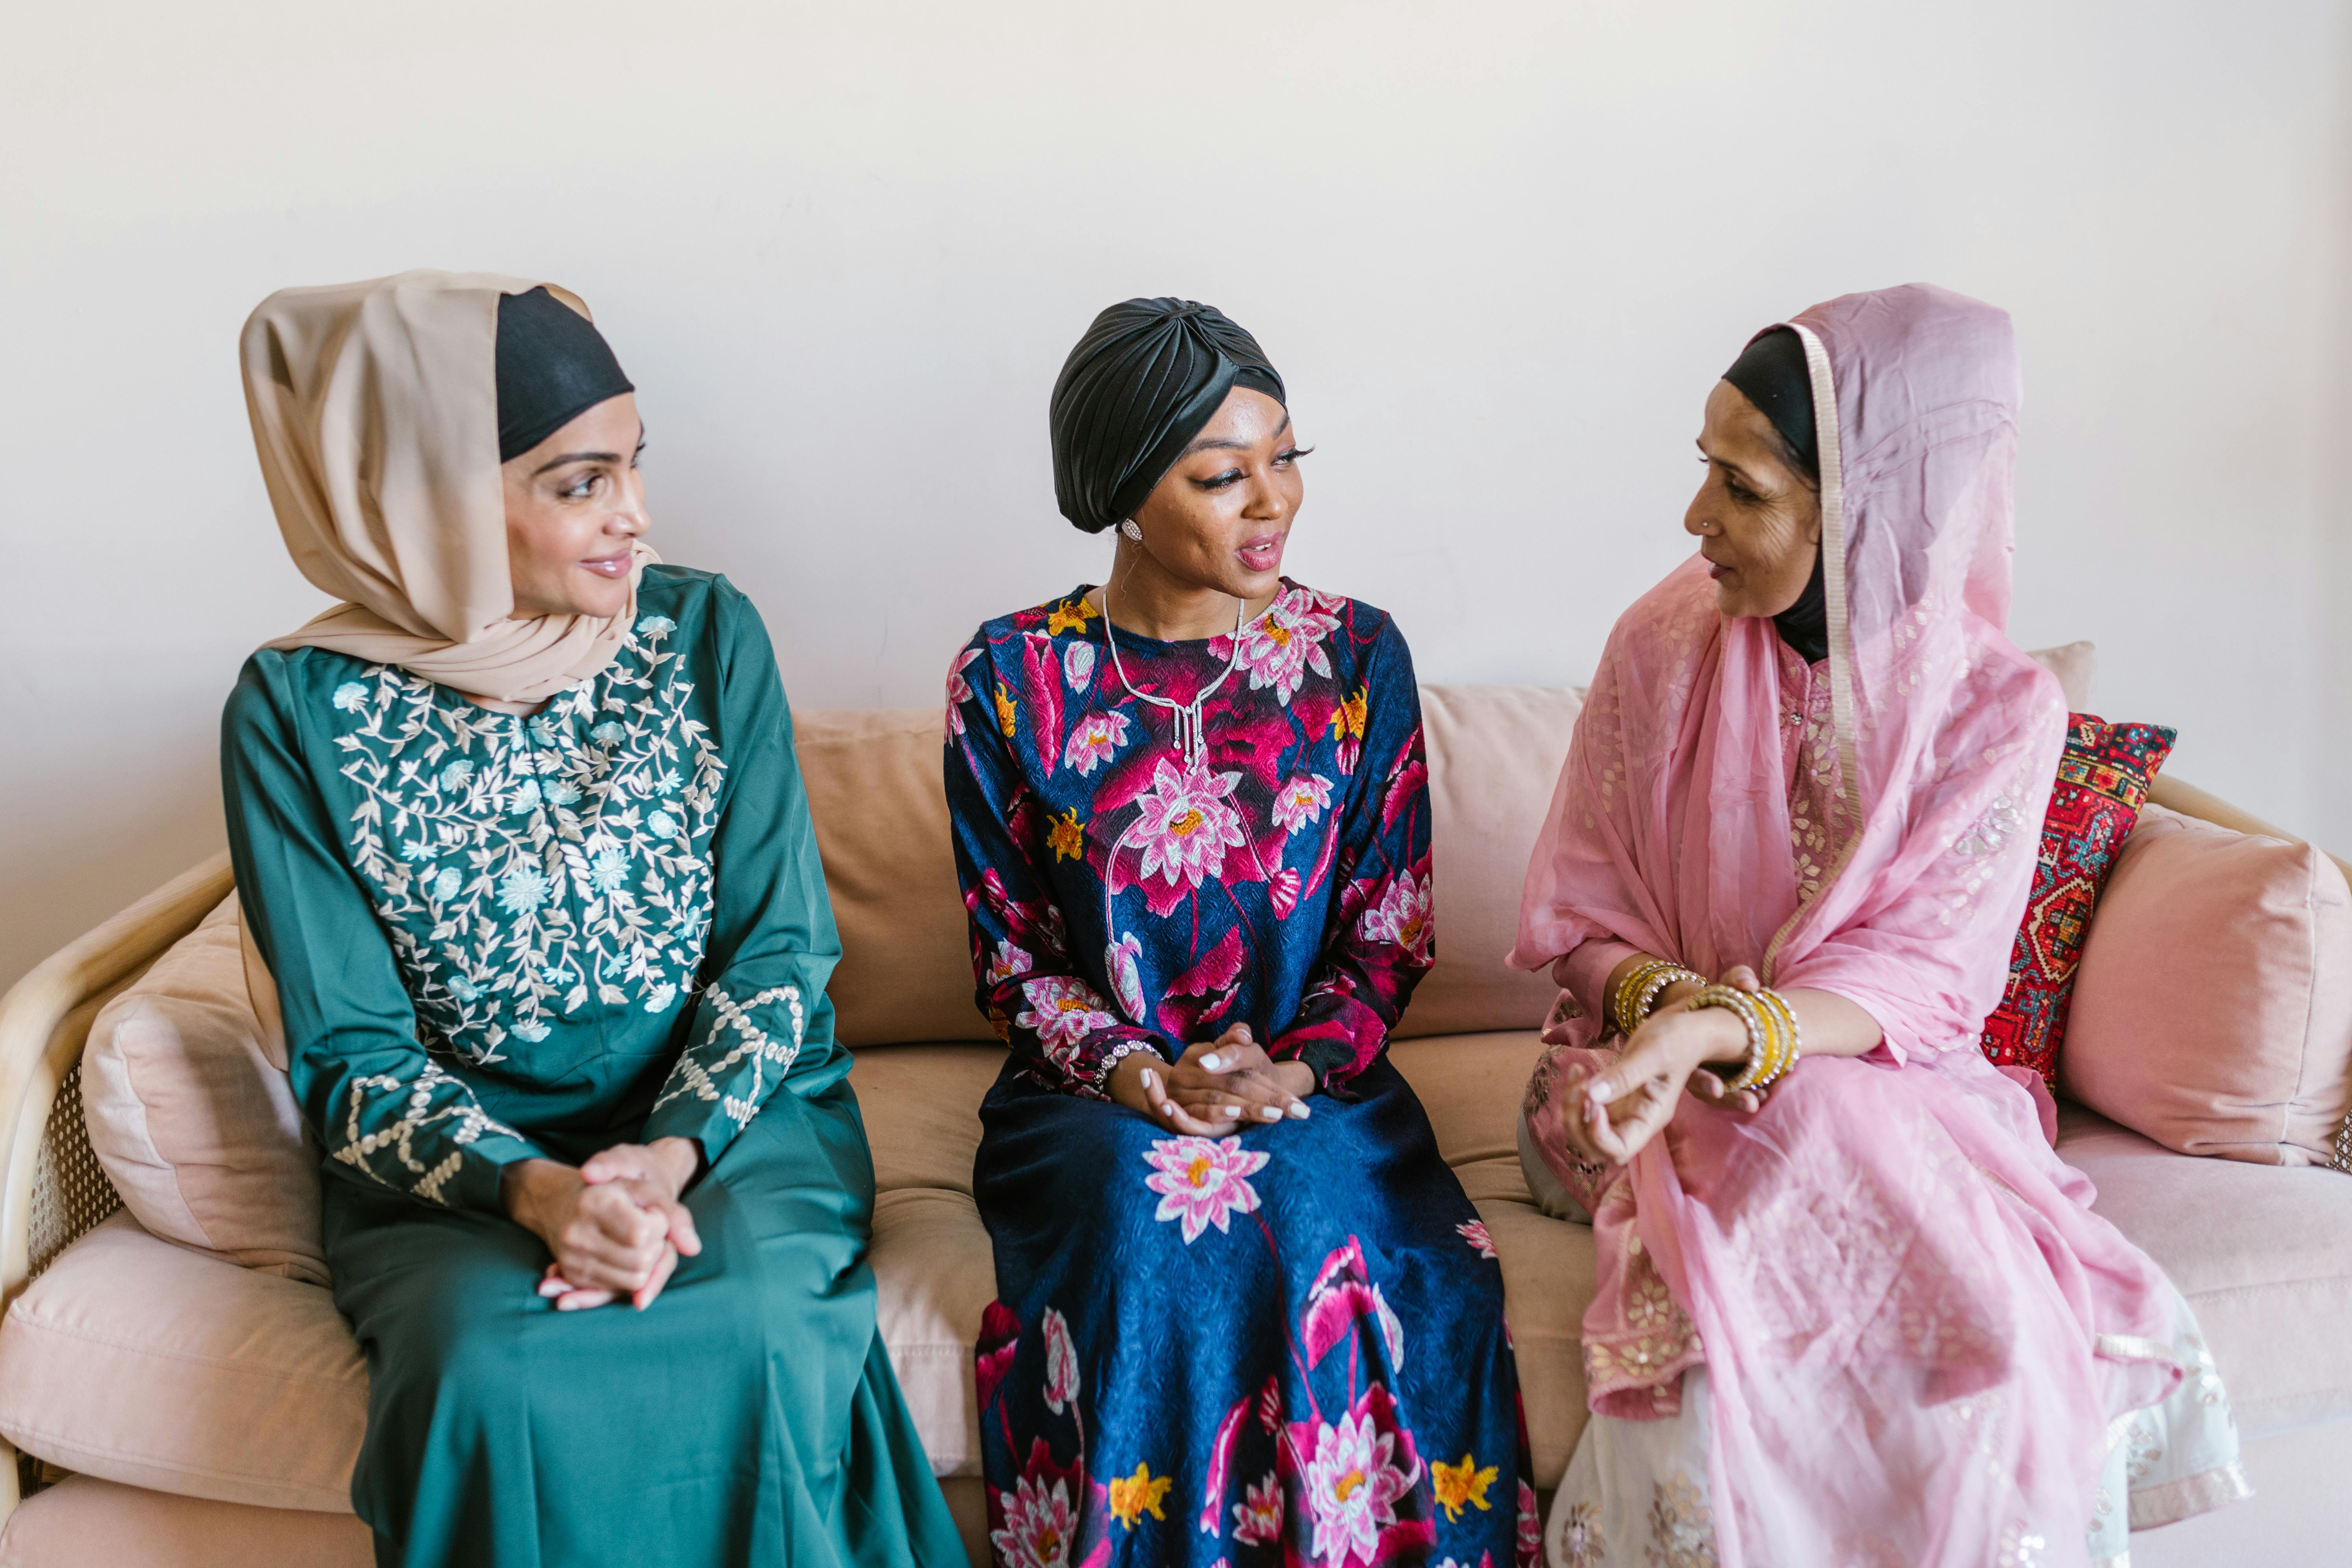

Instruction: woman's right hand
[500,1159,683,1311]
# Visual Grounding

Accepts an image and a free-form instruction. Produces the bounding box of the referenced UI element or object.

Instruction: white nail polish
[1261,1106,1280,1120]
[1200,1054,1223,1071]
[1221,1103,1240,1118]
[1141,1069,1156,1088]
[1287,1102,1309,1119]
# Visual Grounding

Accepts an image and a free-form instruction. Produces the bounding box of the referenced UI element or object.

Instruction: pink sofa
[0,679,2345,1565]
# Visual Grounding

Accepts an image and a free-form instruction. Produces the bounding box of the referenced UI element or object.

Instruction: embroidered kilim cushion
[1979,713,2177,1087]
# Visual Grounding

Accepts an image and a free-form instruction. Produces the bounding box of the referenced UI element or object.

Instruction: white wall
[4,0,2346,989]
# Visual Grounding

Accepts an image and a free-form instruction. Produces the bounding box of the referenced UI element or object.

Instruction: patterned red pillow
[1979,713,2176,1087]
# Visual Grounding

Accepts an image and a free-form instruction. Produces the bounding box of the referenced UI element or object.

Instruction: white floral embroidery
[331,616,724,1067]
[652,983,805,1129]
[330,1059,525,1206]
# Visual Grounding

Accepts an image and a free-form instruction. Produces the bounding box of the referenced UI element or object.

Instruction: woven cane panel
[26,1060,121,1282]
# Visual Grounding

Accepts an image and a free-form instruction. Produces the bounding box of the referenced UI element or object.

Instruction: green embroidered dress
[223,565,962,1568]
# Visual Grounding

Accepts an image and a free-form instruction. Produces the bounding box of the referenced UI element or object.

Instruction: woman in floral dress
[223,273,962,1567]
[946,297,1533,1568]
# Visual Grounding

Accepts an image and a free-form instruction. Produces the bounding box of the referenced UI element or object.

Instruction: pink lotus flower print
[1017,977,1121,1068]
[985,940,1034,987]
[1295,1385,1427,1568]
[1105,933,1146,1022]
[1226,589,1342,704]
[975,1300,1020,1413]
[1457,1220,1497,1259]
[1357,869,1433,964]
[1043,1306,1080,1414]
[1371,1285,1406,1368]
[1142,1135,1269,1243]
[990,1440,1103,1568]
[1232,1472,1284,1545]
[1200,1394,1252,1533]
[1303,1237,1404,1370]
[1271,772,1335,834]
[1064,639,1096,692]
[991,1472,1077,1568]
[945,646,984,737]
[1063,709,1131,777]
[1515,1481,1541,1568]
[1129,758,1247,889]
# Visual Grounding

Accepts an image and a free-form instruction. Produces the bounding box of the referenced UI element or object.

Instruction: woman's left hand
[537,1137,704,1312]
[1574,993,1754,1164]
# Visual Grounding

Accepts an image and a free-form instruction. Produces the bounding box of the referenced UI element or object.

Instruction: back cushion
[81,895,326,1283]
[1403,684,1584,1039]
[2062,804,2352,1165]
[795,685,1580,1049]
[793,707,995,1046]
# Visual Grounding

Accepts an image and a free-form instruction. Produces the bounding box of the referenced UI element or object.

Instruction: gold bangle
[1612,958,1704,1038]
[1689,983,1778,1092]
[1610,959,1678,1036]
[1754,988,1803,1086]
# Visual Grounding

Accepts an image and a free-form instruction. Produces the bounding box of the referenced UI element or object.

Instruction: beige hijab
[243,269,652,704]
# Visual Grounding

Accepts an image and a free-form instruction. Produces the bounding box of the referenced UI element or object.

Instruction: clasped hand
[1107,1024,1315,1135]
[500,1137,703,1313]
[1554,964,1768,1168]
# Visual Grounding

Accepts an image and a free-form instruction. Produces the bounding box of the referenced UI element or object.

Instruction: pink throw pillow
[2061,805,2352,1166]
[81,895,327,1281]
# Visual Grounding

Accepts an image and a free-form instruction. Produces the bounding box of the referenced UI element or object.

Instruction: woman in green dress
[222,271,965,1568]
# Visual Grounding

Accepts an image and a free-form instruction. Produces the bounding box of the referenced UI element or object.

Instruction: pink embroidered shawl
[1514,285,2181,1565]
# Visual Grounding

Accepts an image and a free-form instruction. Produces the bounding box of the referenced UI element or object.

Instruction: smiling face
[1685,379,1821,618]
[501,392,648,620]
[1125,387,1307,600]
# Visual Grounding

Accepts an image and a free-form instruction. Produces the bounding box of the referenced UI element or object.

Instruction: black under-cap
[1050,297,1285,534]
[495,286,635,463]
[1722,326,1829,663]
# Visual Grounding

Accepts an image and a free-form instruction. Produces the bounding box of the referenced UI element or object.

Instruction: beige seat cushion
[850,1043,1008,1477]
[80,895,324,1283]
[0,1475,371,1568]
[0,1211,364,1511]
[2056,1103,2352,1438]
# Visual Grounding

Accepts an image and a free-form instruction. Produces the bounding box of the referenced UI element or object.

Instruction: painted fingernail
[1261,1106,1281,1121]
[1140,1070,1156,1088]
[1221,1103,1240,1118]
[1200,1054,1223,1071]
[1287,1102,1309,1120]
[1589,1081,1615,1103]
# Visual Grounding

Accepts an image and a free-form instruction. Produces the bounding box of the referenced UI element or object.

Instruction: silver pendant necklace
[1100,586,1248,770]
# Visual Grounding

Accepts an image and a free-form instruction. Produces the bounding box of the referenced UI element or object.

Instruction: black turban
[1049,297,1286,534]
[1722,326,1828,663]
[496,285,635,463]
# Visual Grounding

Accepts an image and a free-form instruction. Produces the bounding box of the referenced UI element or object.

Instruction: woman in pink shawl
[1511,284,2245,1567]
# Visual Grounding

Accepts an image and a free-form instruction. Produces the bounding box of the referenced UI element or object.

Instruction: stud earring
[1120,519,1144,542]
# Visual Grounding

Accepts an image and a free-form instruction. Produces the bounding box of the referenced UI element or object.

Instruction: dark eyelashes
[1189,447,1315,490]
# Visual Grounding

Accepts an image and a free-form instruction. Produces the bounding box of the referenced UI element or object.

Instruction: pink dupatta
[1514,285,2181,1565]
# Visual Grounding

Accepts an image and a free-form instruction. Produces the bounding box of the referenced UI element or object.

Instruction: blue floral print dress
[945,580,1535,1568]
[223,566,963,1568]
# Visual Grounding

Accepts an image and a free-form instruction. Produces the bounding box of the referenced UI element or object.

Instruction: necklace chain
[1100,586,1250,770]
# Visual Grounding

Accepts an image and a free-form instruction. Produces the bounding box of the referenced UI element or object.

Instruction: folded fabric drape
[242,269,652,704]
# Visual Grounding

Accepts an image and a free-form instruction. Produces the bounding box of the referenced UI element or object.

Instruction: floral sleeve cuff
[324,1058,545,1215]
[643,981,809,1166]
[1074,1035,1177,1102]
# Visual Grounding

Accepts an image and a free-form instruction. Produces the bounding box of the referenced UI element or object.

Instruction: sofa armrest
[0,851,233,1525]
[2148,776,2352,887]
